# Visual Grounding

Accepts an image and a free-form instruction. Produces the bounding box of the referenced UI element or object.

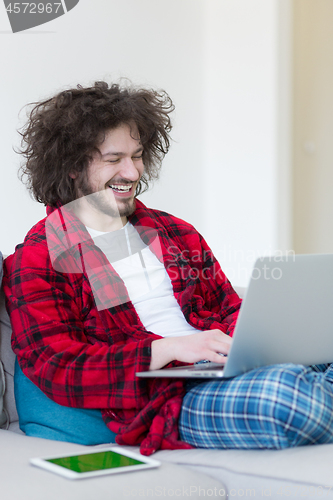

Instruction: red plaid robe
[3,199,241,455]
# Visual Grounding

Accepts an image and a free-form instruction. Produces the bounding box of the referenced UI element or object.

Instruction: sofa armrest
[0,282,19,428]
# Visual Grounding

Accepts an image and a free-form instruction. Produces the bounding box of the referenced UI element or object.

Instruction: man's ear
[69,172,77,179]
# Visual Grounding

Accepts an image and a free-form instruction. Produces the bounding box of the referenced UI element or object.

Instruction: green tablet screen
[47,450,144,473]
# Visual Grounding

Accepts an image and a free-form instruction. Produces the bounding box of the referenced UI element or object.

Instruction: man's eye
[132,155,143,160]
[107,159,120,163]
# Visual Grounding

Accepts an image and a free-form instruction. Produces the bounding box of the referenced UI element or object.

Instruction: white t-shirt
[86,223,198,338]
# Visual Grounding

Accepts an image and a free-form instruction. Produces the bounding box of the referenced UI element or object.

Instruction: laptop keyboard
[192,362,225,371]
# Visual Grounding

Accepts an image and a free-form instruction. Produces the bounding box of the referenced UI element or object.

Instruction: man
[4,82,333,455]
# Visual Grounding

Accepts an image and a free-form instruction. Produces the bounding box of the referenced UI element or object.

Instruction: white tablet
[30,446,161,480]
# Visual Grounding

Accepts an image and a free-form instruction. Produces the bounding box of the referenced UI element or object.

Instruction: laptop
[136,254,333,379]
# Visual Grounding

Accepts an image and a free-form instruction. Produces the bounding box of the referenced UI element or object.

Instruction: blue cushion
[14,359,117,445]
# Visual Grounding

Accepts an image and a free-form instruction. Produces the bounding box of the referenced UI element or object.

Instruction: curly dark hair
[19,81,175,206]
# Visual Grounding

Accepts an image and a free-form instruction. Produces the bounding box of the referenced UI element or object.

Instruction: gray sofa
[2,255,333,499]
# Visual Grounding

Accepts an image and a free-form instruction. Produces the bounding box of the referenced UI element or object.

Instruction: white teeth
[109,184,132,192]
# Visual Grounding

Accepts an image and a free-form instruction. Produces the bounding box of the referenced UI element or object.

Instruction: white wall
[201,0,292,286]
[0,0,292,288]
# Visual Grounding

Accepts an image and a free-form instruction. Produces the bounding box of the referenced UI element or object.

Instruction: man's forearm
[149,338,175,371]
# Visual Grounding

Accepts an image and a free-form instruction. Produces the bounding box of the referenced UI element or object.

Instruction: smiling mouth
[108,184,133,193]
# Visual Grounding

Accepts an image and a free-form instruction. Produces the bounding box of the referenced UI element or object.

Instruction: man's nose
[119,157,140,181]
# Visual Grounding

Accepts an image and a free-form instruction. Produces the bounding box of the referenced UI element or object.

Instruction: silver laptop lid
[223,253,333,378]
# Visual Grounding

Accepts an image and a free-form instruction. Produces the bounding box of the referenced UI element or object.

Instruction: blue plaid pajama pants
[178,363,333,449]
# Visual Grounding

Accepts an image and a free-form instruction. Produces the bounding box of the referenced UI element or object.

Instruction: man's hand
[149,329,232,371]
